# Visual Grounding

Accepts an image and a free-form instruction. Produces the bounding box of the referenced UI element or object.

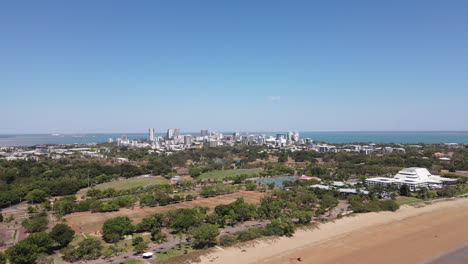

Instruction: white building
[149,128,155,142]
[166,129,174,140]
[366,167,457,191]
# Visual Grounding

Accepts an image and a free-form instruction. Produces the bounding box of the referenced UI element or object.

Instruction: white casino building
[366,167,457,191]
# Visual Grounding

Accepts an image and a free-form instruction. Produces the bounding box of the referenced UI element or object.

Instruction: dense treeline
[0,160,144,208]
[5,223,75,264]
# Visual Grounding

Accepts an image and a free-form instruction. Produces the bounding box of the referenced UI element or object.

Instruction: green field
[199,168,261,180]
[77,177,170,197]
[93,177,169,191]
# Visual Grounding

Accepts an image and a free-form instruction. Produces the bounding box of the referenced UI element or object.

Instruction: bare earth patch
[64,191,265,233]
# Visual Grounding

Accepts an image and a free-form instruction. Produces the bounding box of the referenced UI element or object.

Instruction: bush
[264,220,295,236]
[351,200,400,213]
[235,228,263,242]
[245,183,257,191]
[219,234,238,246]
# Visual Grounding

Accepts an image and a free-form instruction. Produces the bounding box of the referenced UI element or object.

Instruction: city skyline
[2,0,468,133]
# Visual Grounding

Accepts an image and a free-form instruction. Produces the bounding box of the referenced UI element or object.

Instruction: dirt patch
[64,191,265,233]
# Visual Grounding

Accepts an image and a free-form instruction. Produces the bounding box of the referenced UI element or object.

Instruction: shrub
[264,220,295,236]
[219,234,237,246]
[235,228,263,242]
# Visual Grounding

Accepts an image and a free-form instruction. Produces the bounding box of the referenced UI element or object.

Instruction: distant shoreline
[1,131,468,147]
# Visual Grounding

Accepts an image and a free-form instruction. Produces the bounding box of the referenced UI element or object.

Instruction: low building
[366,167,457,191]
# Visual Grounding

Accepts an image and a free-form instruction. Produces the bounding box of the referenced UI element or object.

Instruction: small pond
[256,176,298,187]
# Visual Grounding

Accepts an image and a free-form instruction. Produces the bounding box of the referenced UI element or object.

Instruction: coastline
[197,198,468,264]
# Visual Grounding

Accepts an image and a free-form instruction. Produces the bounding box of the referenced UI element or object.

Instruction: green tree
[192,223,220,249]
[132,236,144,246]
[49,224,75,248]
[102,216,134,243]
[25,189,48,204]
[219,234,237,246]
[135,213,164,232]
[0,252,7,264]
[77,237,103,260]
[132,237,148,253]
[23,232,53,253]
[168,208,203,233]
[151,229,168,243]
[399,184,410,196]
[6,240,39,264]
[189,168,202,178]
[264,219,296,236]
[292,210,312,224]
[257,196,283,219]
[22,213,48,233]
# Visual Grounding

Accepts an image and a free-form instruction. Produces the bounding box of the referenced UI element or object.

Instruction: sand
[198,198,468,264]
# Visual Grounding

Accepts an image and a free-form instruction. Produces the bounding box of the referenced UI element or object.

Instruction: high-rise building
[233,132,241,141]
[166,129,174,140]
[294,131,300,142]
[174,128,180,138]
[200,130,209,136]
[184,135,192,145]
[258,135,265,145]
[149,128,155,142]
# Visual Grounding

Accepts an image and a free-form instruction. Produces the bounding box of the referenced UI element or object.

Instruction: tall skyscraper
[294,131,300,142]
[200,129,209,136]
[149,128,155,142]
[174,128,180,138]
[166,129,174,140]
[233,132,241,141]
[184,135,192,145]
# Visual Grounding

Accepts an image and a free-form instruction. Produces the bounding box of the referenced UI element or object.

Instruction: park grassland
[199,168,262,180]
[94,176,169,191]
[76,176,170,198]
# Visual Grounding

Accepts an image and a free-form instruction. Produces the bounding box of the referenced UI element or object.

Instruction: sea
[0,131,468,147]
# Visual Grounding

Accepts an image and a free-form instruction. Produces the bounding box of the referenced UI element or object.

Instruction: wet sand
[198,198,468,264]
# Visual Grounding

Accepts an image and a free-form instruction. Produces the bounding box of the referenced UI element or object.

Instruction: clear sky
[2,0,468,133]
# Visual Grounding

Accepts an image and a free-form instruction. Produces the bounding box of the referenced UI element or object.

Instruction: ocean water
[298,131,468,144]
[0,131,467,147]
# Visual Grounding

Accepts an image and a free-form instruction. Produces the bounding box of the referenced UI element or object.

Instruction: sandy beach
[198,198,468,264]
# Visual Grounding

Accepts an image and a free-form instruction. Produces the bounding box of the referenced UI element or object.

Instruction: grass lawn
[155,243,193,262]
[199,168,261,180]
[396,196,422,205]
[77,176,170,196]
[114,233,153,251]
[94,177,169,191]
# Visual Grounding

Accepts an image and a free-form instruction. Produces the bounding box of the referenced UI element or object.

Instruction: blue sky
[1,0,468,133]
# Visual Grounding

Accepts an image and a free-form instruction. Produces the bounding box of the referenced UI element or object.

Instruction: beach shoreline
[197,198,468,264]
